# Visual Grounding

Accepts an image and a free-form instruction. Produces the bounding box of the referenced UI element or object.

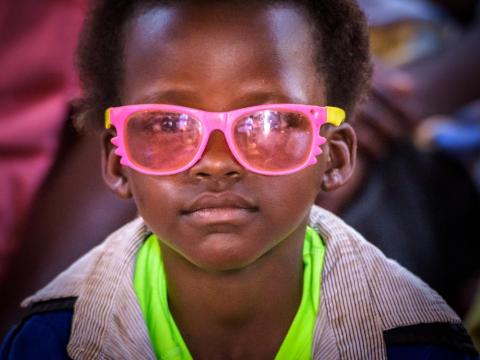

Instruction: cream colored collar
[23,206,460,360]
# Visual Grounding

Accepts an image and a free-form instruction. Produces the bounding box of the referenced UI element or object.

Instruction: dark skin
[103,3,356,359]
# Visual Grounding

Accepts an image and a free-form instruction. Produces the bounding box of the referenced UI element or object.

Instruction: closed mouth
[181,192,258,215]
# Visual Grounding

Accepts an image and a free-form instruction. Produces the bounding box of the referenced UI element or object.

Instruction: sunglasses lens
[125,110,202,172]
[233,110,313,173]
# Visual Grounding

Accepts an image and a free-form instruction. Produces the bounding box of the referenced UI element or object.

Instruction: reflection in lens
[125,110,202,172]
[233,110,312,172]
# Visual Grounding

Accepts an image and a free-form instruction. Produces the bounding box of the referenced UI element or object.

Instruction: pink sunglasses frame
[105,103,345,176]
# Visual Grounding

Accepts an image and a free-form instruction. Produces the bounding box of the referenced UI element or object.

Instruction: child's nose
[188,130,245,182]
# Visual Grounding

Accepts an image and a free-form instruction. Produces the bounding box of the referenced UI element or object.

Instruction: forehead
[121,2,325,108]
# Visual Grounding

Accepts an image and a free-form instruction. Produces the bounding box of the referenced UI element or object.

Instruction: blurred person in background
[0,0,85,283]
[0,0,136,337]
[315,0,480,334]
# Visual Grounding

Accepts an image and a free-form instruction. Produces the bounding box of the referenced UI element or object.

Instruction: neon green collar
[134,226,325,359]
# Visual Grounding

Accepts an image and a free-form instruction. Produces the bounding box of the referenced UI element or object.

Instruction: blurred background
[0,0,479,348]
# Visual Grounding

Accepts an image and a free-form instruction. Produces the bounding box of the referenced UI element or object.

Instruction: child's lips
[185,207,257,223]
[181,192,258,225]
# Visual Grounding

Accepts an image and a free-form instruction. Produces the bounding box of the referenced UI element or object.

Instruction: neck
[160,224,306,359]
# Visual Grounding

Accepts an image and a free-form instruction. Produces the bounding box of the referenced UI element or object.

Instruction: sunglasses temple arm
[326,106,346,126]
[105,109,112,129]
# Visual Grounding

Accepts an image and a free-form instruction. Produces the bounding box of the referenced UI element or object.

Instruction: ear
[102,130,132,199]
[321,123,357,192]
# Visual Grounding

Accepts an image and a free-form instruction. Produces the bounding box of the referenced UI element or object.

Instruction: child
[1,0,477,359]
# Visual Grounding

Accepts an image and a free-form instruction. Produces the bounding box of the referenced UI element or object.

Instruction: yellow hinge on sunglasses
[105,109,112,129]
[326,106,346,126]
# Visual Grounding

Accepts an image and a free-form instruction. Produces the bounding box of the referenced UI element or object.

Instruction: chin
[184,234,267,272]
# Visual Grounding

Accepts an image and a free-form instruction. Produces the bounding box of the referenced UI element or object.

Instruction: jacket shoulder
[309,205,460,326]
[0,298,75,360]
[385,323,478,358]
[309,206,477,359]
[21,217,147,308]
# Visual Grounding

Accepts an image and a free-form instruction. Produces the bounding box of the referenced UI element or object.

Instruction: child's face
[104,2,355,270]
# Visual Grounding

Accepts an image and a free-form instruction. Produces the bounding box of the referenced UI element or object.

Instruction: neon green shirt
[134,226,325,359]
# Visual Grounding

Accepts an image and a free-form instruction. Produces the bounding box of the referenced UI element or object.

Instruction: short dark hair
[74,0,371,131]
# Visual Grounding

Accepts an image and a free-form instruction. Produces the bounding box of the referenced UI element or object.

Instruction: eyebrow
[135,89,199,105]
[133,89,307,108]
[234,91,306,106]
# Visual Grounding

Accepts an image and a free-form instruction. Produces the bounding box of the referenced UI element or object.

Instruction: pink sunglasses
[105,103,345,176]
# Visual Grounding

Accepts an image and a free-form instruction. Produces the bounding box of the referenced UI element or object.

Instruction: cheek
[257,165,323,219]
[126,172,180,224]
